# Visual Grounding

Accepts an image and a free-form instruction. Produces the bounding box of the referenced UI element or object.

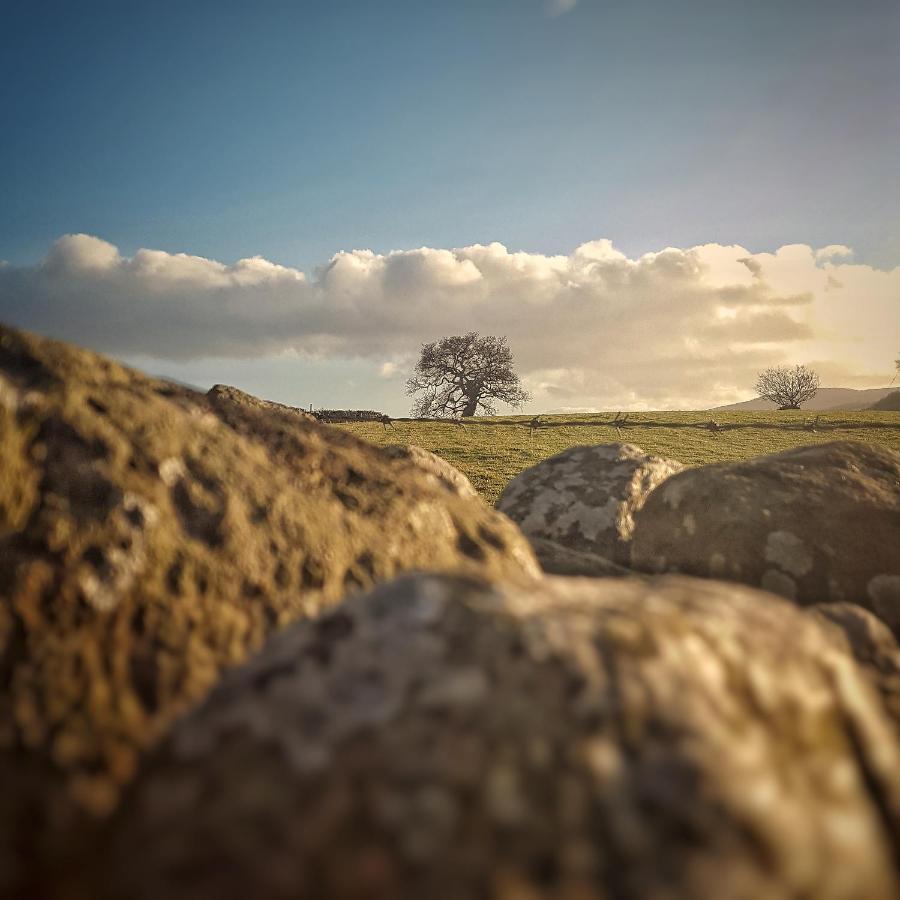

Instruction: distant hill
[869,390,900,411]
[710,387,896,412]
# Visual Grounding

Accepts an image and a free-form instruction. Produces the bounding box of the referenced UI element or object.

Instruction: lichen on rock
[0,324,538,894]
[631,441,900,630]
[497,443,683,572]
[94,573,900,900]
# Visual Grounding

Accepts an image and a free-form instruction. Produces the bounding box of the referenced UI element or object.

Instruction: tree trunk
[461,395,479,417]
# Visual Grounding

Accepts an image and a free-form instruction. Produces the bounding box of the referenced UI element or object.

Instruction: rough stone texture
[812,603,900,668]
[206,382,316,423]
[497,443,684,569]
[0,325,538,893]
[527,536,635,577]
[631,442,900,628]
[95,574,900,900]
[381,444,479,499]
[810,602,900,728]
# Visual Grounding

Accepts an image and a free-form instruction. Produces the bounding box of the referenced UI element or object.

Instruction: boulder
[206,383,316,424]
[526,536,635,577]
[630,442,900,630]
[0,324,538,892]
[810,602,900,728]
[94,573,900,900]
[497,443,683,570]
[811,602,900,669]
[380,444,479,499]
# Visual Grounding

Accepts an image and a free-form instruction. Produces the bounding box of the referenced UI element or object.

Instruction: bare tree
[754,365,820,410]
[407,333,530,418]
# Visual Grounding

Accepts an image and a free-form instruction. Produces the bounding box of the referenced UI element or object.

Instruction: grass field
[338,410,900,504]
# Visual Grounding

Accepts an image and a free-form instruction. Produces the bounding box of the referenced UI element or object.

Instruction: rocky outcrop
[381,444,479,499]
[630,442,900,629]
[0,325,539,892]
[95,573,900,900]
[206,383,316,423]
[497,443,683,571]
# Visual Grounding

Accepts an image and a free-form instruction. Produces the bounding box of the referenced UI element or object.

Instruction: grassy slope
[338,411,900,505]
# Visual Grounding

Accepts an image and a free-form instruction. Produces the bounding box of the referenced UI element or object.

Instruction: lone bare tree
[754,364,820,410]
[407,333,530,418]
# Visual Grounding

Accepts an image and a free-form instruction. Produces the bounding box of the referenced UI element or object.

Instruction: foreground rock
[95,574,900,900]
[0,325,538,892]
[498,443,683,571]
[381,444,479,499]
[812,603,900,669]
[810,603,900,728]
[630,442,900,630]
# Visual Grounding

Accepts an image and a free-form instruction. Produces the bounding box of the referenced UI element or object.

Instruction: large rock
[94,574,900,900]
[206,382,316,424]
[0,325,538,892]
[811,602,900,671]
[497,443,683,570]
[810,603,900,728]
[380,444,479,499]
[524,536,635,577]
[630,441,900,629]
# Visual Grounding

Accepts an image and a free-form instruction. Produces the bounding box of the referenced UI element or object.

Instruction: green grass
[337,411,900,505]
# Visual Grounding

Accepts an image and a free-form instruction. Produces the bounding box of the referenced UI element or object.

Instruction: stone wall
[313,409,389,423]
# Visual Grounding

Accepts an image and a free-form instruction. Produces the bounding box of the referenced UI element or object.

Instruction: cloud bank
[1,233,897,410]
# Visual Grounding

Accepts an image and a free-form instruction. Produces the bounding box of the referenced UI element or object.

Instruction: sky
[1,0,898,413]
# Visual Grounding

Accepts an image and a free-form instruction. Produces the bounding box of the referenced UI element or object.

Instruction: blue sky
[1,0,898,412]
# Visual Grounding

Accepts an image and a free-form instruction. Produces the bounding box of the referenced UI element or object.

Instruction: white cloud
[815,244,854,263]
[1,232,897,410]
[43,233,121,272]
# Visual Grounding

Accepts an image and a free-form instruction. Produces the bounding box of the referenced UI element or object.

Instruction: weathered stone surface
[497,443,683,568]
[810,602,900,727]
[206,382,316,424]
[527,536,635,577]
[381,444,479,499]
[631,442,900,627]
[95,574,900,900]
[0,325,538,892]
[812,602,900,667]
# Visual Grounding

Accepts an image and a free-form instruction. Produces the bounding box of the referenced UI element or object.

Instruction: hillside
[870,391,900,411]
[711,387,896,412]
